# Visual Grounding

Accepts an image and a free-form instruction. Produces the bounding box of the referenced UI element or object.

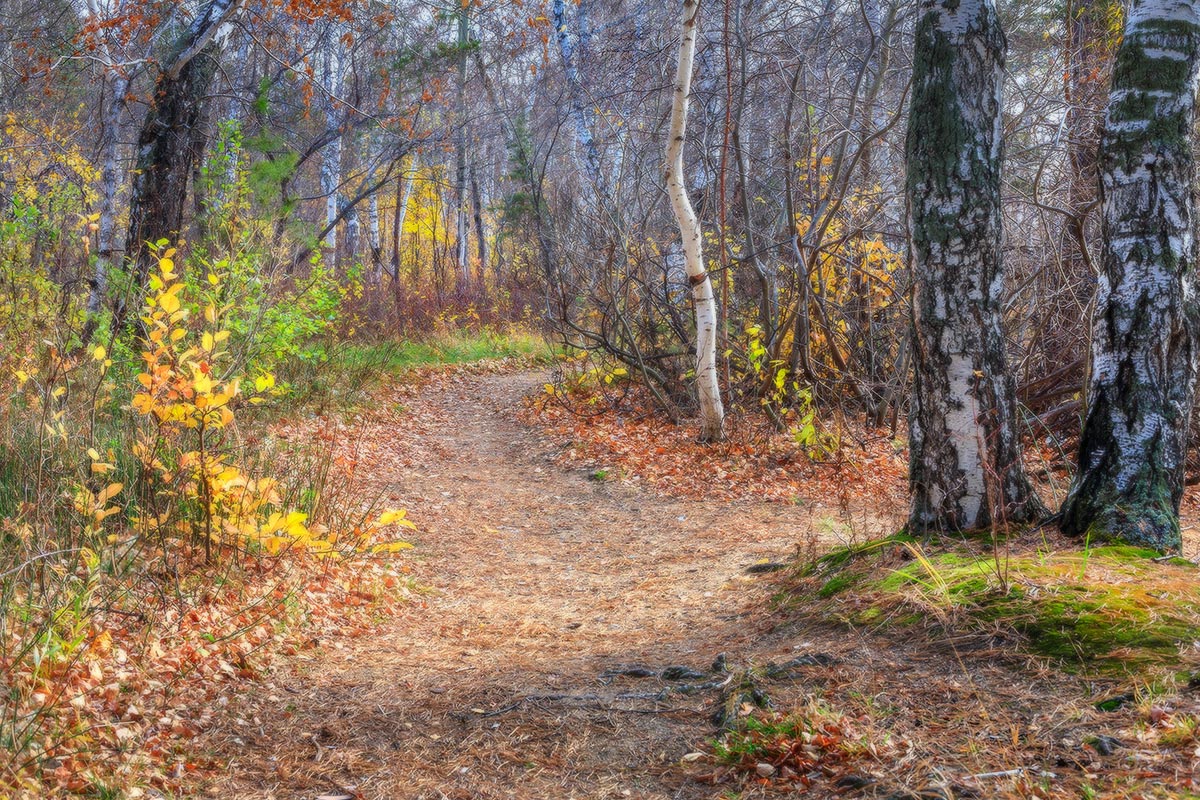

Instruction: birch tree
[453,4,471,289]
[320,23,344,269]
[78,0,136,340]
[118,0,243,333]
[905,0,1044,531]
[552,0,607,200]
[666,0,724,442]
[1060,0,1200,552]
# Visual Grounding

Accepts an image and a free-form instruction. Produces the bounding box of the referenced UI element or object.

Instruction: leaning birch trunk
[366,165,384,285]
[391,154,418,282]
[905,0,1045,531]
[666,0,724,443]
[1060,0,1200,552]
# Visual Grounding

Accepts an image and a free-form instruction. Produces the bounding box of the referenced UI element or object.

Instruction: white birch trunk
[320,29,343,268]
[1061,0,1200,552]
[454,8,471,289]
[553,0,607,200]
[391,154,418,282]
[666,0,724,442]
[906,0,1044,531]
[88,71,130,323]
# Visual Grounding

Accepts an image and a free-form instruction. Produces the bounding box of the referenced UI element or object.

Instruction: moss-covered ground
[788,530,1200,678]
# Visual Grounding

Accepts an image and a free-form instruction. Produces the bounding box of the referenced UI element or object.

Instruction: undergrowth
[712,701,882,791]
[0,245,425,794]
[786,531,1200,679]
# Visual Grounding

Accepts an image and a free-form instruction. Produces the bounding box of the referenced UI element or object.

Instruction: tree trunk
[320,29,343,270]
[454,7,471,291]
[84,71,130,341]
[906,0,1045,532]
[1060,0,1200,553]
[116,0,242,334]
[391,155,418,282]
[667,0,724,443]
[470,161,488,286]
[553,0,608,201]
[367,167,384,284]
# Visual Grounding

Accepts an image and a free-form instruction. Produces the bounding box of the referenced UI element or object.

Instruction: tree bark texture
[906,0,1044,532]
[118,0,241,332]
[1061,0,1200,552]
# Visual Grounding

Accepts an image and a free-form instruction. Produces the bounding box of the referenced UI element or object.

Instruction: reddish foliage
[525,387,908,511]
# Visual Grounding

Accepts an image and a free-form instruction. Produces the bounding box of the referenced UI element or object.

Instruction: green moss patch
[786,534,1200,677]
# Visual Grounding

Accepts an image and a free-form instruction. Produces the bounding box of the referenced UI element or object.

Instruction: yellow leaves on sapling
[127,247,418,562]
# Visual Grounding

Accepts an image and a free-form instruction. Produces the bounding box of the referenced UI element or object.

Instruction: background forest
[0,0,1109,423]
[1,0,1199,797]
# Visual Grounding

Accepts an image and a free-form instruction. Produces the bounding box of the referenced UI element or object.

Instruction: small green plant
[713,703,871,789]
[789,386,839,459]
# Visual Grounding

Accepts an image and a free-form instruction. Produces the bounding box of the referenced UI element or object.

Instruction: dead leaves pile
[4,550,415,798]
[526,387,908,510]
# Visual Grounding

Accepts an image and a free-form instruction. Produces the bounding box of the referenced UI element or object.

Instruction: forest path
[200,370,865,799]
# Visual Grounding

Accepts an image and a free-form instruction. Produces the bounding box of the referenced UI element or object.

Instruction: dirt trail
[202,371,868,799]
[199,372,1200,800]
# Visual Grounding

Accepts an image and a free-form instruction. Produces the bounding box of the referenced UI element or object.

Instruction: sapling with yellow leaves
[129,245,413,562]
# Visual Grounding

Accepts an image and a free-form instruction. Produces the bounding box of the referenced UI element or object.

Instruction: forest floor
[192,369,1200,800]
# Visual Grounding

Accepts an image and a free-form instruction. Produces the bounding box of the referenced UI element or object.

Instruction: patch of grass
[786,534,1200,677]
[277,328,554,411]
[340,328,554,373]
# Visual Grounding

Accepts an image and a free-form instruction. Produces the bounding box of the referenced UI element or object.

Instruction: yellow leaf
[97,482,123,504]
[159,292,180,314]
[371,541,414,554]
[93,345,107,361]
[378,509,416,529]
